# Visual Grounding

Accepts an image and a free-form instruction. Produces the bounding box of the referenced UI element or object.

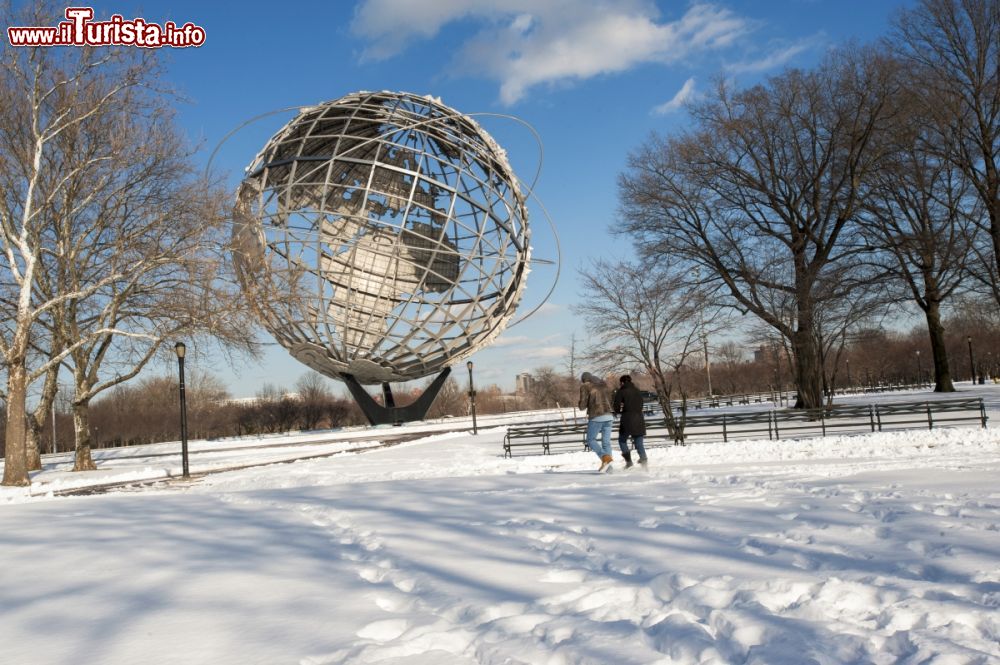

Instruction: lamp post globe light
[916,350,922,385]
[174,342,190,479]
[466,360,478,435]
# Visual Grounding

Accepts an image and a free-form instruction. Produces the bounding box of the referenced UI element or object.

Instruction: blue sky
[19,1,915,396]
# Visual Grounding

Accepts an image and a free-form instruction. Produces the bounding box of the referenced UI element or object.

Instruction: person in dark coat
[613,375,648,468]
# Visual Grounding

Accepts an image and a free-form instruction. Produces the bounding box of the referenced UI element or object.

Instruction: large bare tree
[618,49,900,409]
[892,0,1000,305]
[0,4,257,484]
[0,10,159,485]
[860,115,977,392]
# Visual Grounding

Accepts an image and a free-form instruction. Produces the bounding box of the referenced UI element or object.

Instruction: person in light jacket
[579,371,615,473]
[613,374,648,469]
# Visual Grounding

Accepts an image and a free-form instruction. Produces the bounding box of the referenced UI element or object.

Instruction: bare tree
[860,114,977,392]
[296,372,333,431]
[618,49,900,409]
[426,377,464,418]
[892,0,1000,305]
[576,260,704,441]
[0,7,258,476]
[0,7,166,485]
[43,76,256,470]
[527,366,573,409]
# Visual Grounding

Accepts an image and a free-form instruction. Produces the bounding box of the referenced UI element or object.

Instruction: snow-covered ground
[1,385,999,664]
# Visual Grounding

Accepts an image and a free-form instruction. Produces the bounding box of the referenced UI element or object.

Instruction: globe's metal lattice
[233,91,531,384]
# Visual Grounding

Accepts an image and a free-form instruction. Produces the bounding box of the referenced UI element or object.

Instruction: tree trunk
[26,365,62,471]
[72,402,97,471]
[791,327,824,409]
[650,368,685,443]
[2,363,31,486]
[991,198,1000,307]
[925,300,955,392]
[25,417,43,471]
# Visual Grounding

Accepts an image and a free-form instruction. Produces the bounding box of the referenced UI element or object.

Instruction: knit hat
[581,371,594,382]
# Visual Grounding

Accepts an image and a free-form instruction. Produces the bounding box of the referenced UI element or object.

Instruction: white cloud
[491,334,531,348]
[652,76,696,114]
[725,35,823,74]
[523,345,569,360]
[351,1,755,104]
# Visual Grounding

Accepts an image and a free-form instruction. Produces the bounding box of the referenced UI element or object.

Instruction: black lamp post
[466,360,478,435]
[175,341,190,479]
[916,350,922,385]
[845,358,851,388]
[967,336,976,384]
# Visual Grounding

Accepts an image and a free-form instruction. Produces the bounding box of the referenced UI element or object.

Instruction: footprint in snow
[539,569,588,584]
[739,537,778,557]
[358,566,388,583]
[356,618,409,642]
[393,577,417,593]
[372,592,415,613]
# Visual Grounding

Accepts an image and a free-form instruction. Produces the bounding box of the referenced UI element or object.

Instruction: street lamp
[175,341,190,478]
[466,360,478,435]
[967,336,976,384]
[845,358,852,388]
[916,350,922,385]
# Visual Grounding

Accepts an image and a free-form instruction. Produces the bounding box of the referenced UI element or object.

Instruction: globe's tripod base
[341,367,453,426]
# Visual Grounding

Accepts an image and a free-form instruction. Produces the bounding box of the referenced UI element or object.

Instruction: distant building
[515,372,534,395]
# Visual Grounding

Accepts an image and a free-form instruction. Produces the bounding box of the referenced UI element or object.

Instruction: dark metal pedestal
[340,367,452,426]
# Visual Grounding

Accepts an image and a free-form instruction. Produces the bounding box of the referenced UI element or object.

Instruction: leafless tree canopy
[892,0,1000,304]
[0,3,257,486]
[860,99,980,392]
[576,260,711,436]
[618,48,904,409]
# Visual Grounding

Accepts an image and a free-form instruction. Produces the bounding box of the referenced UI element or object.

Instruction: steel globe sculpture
[232,91,531,424]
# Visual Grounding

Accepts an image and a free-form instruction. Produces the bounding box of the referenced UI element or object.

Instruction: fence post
[868,405,876,432]
[980,398,988,428]
[820,410,826,437]
[926,402,933,431]
[875,405,883,432]
[773,411,780,440]
[722,414,728,442]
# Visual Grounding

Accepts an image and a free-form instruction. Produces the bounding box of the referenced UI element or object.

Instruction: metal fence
[502,397,987,458]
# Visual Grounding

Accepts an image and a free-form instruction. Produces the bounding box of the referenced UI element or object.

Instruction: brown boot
[598,454,613,473]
